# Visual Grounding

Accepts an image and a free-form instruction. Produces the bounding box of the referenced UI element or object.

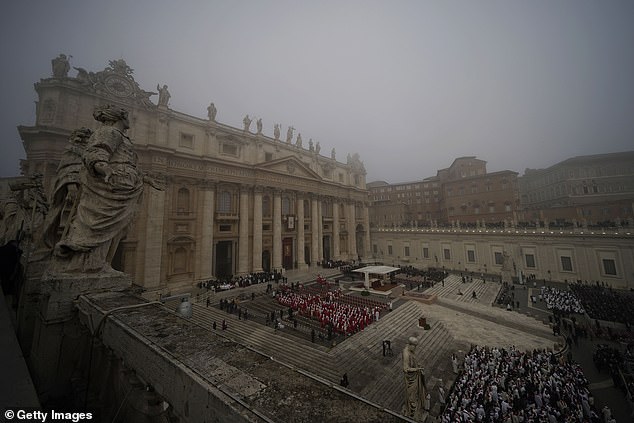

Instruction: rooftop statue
[273,124,281,140]
[207,102,217,121]
[315,141,321,154]
[52,54,70,78]
[256,118,263,134]
[296,133,303,148]
[52,105,144,275]
[308,139,314,151]
[286,126,294,143]
[157,84,170,107]
[331,148,336,160]
[41,128,93,249]
[243,114,252,132]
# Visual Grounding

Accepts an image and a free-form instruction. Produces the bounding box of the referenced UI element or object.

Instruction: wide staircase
[424,273,501,305]
[330,300,464,414]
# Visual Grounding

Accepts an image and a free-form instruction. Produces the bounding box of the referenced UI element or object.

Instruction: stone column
[311,195,319,267]
[363,202,371,260]
[238,185,250,275]
[317,197,324,264]
[143,187,166,288]
[297,193,307,270]
[196,181,215,280]
[252,188,263,273]
[273,190,282,270]
[348,202,357,260]
[332,200,340,260]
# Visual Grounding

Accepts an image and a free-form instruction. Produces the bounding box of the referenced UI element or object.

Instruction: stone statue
[286,126,294,143]
[52,54,70,78]
[296,133,303,148]
[315,142,321,154]
[207,102,217,121]
[273,124,281,140]
[156,84,170,107]
[501,251,512,272]
[308,139,314,151]
[402,337,426,420]
[256,118,263,134]
[243,114,252,132]
[331,148,336,159]
[41,128,93,249]
[52,105,144,274]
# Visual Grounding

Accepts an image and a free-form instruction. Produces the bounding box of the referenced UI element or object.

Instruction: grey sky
[1,0,633,182]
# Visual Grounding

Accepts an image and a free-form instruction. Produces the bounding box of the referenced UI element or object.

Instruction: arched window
[262,195,271,217]
[177,188,190,214]
[218,191,232,213]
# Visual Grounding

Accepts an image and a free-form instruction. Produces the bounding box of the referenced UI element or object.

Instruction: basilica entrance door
[215,241,233,280]
[262,250,271,272]
[322,235,331,262]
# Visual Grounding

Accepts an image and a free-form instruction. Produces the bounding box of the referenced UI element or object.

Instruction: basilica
[18,56,370,292]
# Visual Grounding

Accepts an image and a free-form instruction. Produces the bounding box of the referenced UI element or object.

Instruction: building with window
[371,226,633,289]
[367,157,519,227]
[518,152,634,224]
[17,58,370,292]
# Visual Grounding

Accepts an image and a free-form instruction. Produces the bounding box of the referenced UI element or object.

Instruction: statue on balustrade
[41,128,93,249]
[52,105,146,274]
[402,336,427,420]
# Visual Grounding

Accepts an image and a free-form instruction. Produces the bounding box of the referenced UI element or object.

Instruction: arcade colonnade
[138,180,371,289]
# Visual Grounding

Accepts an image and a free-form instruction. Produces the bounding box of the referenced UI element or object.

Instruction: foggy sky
[1,0,633,182]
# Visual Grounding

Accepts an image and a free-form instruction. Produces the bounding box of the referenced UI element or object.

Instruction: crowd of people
[196,270,286,291]
[275,286,385,336]
[569,282,634,325]
[441,345,602,422]
[541,286,585,315]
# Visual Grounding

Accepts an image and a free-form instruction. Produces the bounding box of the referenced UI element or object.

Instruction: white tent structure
[353,266,400,289]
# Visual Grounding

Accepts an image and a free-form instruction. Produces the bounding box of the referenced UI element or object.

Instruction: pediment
[257,156,322,180]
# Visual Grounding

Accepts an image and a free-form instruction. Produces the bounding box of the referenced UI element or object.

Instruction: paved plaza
[176,267,632,421]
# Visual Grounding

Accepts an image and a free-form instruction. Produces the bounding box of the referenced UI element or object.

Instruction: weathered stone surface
[80,291,401,423]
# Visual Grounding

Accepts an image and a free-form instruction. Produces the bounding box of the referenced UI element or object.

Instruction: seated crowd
[275,285,384,336]
[442,345,600,423]
[541,286,585,315]
[569,282,634,325]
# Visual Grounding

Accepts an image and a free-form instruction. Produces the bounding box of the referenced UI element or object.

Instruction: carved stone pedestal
[27,271,132,403]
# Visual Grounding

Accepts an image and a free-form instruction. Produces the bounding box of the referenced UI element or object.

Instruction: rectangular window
[443,248,451,260]
[219,224,232,232]
[467,250,476,263]
[373,244,378,254]
[404,246,410,257]
[422,247,429,259]
[179,133,194,148]
[525,254,536,268]
[602,259,617,276]
[561,256,573,272]
[494,252,503,265]
[388,245,393,255]
[265,152,273,161]
[222,143,238,156]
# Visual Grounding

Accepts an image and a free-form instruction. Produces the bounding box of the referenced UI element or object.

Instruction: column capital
[198,179,217,190]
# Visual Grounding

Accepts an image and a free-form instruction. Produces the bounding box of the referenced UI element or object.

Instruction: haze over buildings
[2,0,634,181]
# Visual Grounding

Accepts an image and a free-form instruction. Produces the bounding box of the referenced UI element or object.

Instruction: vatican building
[18,57,370,293]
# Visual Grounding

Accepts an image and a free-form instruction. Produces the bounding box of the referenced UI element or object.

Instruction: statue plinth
[38,271,132,321]
[27,271,132,401]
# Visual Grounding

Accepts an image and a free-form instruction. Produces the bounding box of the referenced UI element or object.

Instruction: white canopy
[352,265,400,275]
[352,266,400,288]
